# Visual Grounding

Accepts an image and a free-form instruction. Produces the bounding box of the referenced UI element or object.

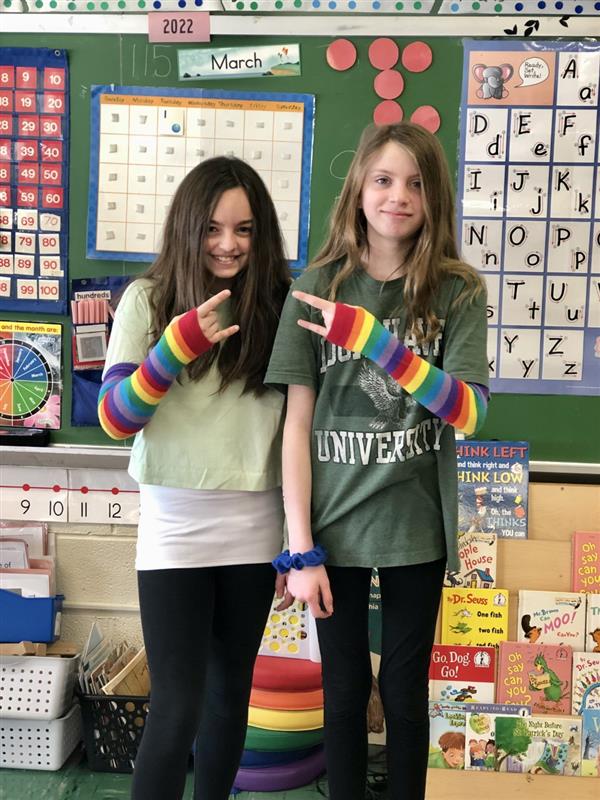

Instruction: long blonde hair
[311,122,483,343]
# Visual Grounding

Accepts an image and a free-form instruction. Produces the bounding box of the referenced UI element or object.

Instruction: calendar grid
[87,85,315,270]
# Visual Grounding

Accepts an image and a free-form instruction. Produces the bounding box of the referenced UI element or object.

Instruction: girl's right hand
[286,564,333,619]
[197,289,240,344]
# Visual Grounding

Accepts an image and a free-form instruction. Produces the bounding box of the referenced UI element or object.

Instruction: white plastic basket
[0,703,82,771]
[0,655,79,719]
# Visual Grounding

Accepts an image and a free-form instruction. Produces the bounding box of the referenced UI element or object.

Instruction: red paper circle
[368,38,399,71]
[401,41,433,73]
[373,101,404,126]
[410,105,441,133]
[374,70,404,100]
[326,39,357,72]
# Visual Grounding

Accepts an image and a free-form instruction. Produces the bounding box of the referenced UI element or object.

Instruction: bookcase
[427,480,600,800]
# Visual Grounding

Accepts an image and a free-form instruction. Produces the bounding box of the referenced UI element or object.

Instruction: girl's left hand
[274,572,295,612]
[292,290,339,338]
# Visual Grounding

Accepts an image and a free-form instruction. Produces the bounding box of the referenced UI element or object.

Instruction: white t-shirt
[136,484,284,570]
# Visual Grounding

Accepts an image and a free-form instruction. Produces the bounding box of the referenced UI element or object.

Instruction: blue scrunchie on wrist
[272,543,328,575]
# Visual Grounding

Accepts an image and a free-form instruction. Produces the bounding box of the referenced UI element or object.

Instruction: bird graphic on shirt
[358,363,416,430]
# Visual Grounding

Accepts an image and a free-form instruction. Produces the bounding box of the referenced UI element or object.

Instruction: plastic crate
[0,590,64,643]
[0,703,82,771]
[0,654,80,720]
[80,693,150,773]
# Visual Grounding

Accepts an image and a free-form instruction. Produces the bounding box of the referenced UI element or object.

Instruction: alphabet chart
[459,41,600,396]
[0,48,69,315]
[87,86,315,270]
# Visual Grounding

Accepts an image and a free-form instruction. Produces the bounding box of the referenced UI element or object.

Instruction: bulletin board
[0,31,598,462]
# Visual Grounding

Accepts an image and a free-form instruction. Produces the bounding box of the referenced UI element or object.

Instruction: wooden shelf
[430,481,600,796]
[426,768,596,799]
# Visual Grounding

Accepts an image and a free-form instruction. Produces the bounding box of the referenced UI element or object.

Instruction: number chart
[0,466,140,525]
[0,48,69,314]
[0,319,62,429]
[458,41,600,396]
[87,85,315,270]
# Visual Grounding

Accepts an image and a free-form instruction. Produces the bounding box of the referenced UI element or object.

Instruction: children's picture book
[444,530,497,590]
[440,588,509,648]
[572,531,600,594]
[572,651,600,713]
[587,594,600,654]
[455,441,528,539]
[495,715,582,776]
[428,700,528,771]
[464,704,530,772]
[496,641,572,715]
[581,708,600,778]
[517,589,586,651]
[429,644,496,704]
[368,569,385,747]
[428,701,468,770]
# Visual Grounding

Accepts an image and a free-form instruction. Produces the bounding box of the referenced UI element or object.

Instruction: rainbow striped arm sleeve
[98,308,212,440]
[328,303,489,435]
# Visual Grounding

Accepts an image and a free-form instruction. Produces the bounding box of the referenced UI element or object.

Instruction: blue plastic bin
[0,589,64,643]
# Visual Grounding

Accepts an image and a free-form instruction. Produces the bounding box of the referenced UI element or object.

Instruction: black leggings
[316,558,445,800]
[131,564,275,800]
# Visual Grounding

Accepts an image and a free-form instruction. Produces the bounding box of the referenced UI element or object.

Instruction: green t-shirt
[265,264,489,571]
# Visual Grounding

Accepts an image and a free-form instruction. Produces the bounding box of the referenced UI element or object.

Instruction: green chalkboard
[0,32,598,462]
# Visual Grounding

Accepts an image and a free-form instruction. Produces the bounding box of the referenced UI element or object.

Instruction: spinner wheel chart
[0,339,53,422]
[0,321,62,428]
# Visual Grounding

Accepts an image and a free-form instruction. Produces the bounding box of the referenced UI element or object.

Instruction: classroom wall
[0,19,598,651]
[48,481,598,650]
[0,30,598,459]
[54,518,142,647]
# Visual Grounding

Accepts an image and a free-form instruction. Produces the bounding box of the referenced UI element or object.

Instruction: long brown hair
[311,122,483,343]
[143,156,290,395]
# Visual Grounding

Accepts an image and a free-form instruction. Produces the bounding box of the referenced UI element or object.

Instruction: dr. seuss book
[456,441,528,539]
[440,588,509,648]
[517,590,586,651]
[572,652,600,713]
[572,532,600,594]
[581,709,600,778]
[496,641,572,715]
[588,594,600,653]
[495,715,582,776]
[444,530,497,590]
[429,644,496,703]
[464,704,530,771]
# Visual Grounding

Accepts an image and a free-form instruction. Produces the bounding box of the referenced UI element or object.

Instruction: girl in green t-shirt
[267,123,490,800]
